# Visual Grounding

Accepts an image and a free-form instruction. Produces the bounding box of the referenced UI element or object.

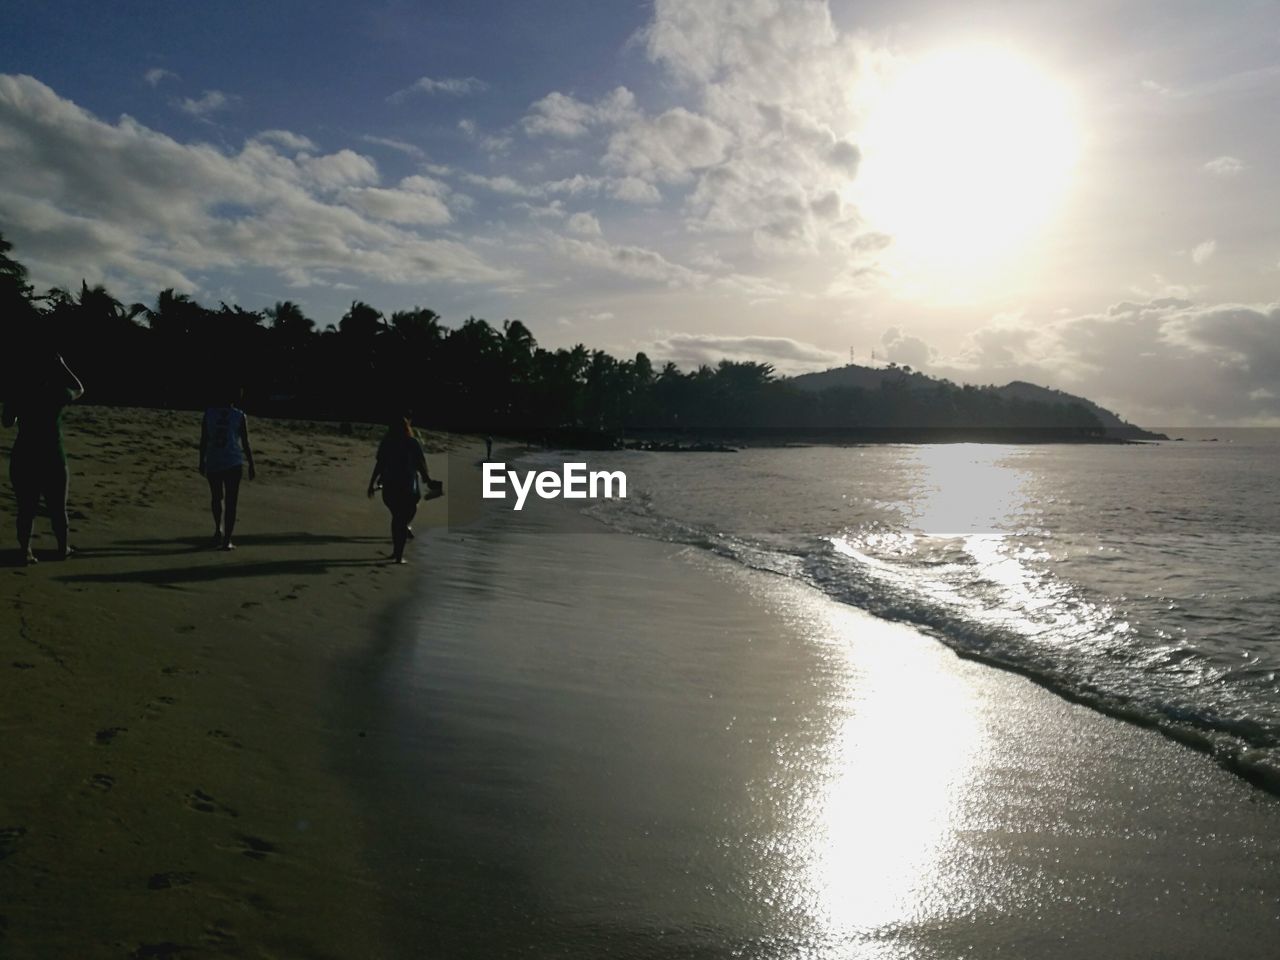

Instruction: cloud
[554,236,706,287]
[342,176,453,226]
[609,177,662,204]
[252,129,317,152]
[143,68,177,88]
[388,76,487,103]
[359,135,425,158]
[299,149,379,190]
[1204,155,1244,176]
[177,89,234,117]
[520,87,637,138]
[457,118,512,155]
[650,333,843,373]
[603,107,733,184]
[459,172,540,197]
[0,73,510,299]
[928,298,1280,424]
[565,212,602,237]
[880,326,933,368]
[1191,239,1216,265]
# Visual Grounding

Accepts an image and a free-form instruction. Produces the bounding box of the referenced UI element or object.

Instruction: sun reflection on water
[788,598,989,952]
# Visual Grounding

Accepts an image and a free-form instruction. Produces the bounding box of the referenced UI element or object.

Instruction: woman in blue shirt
[199,391,256,550]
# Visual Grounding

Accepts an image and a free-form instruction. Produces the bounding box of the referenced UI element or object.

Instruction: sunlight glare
[858,44,1080,287]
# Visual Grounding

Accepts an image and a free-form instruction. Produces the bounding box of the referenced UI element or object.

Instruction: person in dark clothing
[367,413,431,564]
[2,353,85,564]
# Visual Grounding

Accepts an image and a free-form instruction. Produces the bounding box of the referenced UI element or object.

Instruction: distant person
[367,413,431,564]
[199,391,256,550]
[485,434,493,460]
[2,352,84,564]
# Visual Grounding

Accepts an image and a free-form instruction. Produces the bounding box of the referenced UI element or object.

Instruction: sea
[580,429,1280,787]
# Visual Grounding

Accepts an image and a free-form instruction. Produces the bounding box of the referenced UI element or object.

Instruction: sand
[1,404,484,959]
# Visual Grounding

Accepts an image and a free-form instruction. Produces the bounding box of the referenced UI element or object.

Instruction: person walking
[2,352,84,564]
[199,390,255,550]
[367,412,431,564]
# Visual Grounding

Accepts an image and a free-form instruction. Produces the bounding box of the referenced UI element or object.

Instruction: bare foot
[21,550,38,566]
[55,546,75,561]
[220,542,236,551]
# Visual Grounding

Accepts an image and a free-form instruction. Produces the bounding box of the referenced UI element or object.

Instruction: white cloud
[1191,239,1217,265]
[460,172,540,197]
[565,212,602,237]
[609,177,662,204]
[300,149,379,190]
[177,89,233,117]
[521,87,637,138]
[457,118,512,155]
[388,76,487,103]
[603,107,733,184]
[342,186,451,226]
[1203,155,1244,176]
[880,326,933,368]
[650,333,842,373]
[359,135,425,158]
[143,68,177,88]
[253,129,317,152]
[555,236,706,286]
[0,74,510,299]
[928,299,1280,424]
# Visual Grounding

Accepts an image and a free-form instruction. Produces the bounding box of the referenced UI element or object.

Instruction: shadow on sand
[72,531,386,560]
[56,555,386,586]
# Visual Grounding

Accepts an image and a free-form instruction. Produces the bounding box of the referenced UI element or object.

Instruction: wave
[583,492,1280,794]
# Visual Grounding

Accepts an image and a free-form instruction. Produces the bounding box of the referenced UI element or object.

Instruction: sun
[857,44,1080,286]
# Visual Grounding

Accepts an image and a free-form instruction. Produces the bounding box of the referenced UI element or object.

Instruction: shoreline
[343,495,1280,957]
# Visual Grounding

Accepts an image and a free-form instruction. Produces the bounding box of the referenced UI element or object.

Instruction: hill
[788,364,1165,440]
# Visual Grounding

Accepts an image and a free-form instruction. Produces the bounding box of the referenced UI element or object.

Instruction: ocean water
[578,432,1280,788]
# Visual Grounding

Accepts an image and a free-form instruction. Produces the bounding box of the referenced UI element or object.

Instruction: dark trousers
[207,466,243,541]
[381,488,420,559]
[11,454,70,553]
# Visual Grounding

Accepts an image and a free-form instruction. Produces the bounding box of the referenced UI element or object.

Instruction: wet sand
[0,405,482,958]
[350,502,1280,959]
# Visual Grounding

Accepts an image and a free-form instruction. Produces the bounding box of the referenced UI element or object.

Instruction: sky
[1,0,1278,424]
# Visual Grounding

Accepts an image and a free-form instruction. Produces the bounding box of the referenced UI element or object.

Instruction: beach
[4,410,1280,959]
[1,405,482,958]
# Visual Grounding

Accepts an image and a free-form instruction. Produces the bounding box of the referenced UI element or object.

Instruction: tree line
[1,233,1104,439]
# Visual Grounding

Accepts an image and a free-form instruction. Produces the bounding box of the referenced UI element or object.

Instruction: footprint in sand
[94,726,127,745]
[160,665,200,678]
[142,696,177,719]
[0,826,27,861]
[223,833,278,861]
[185,789,238,818]
[146,871,194,890]
[203,920,238,950]
[87,773,115,792]
[12,661,35,669]
[206,729,243,749]
[130,941,190,959]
